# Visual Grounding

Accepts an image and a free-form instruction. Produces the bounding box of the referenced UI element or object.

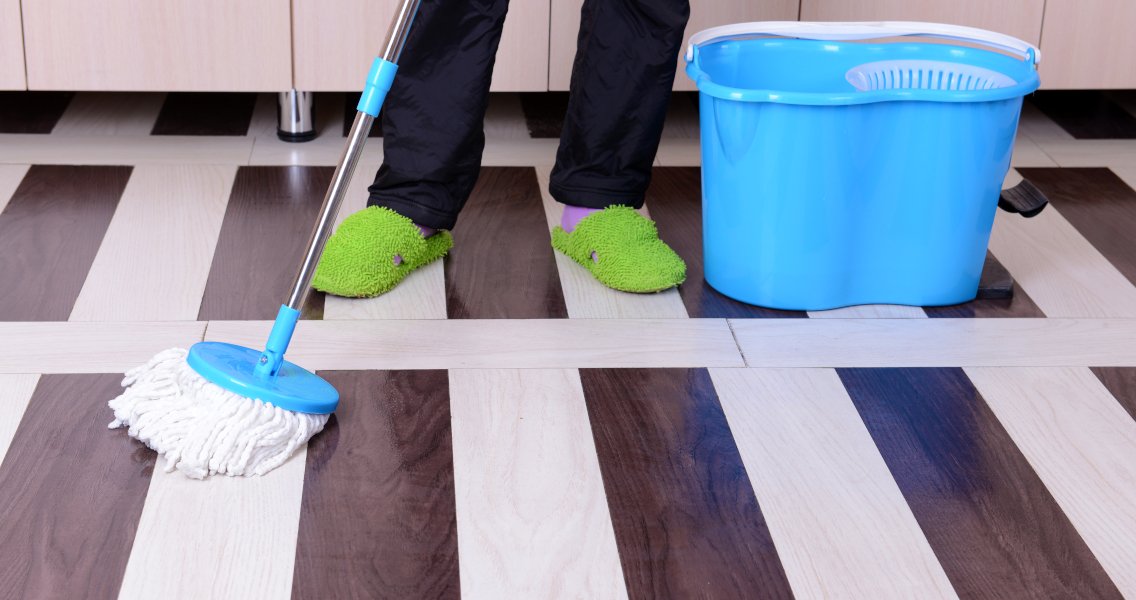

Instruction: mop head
[108,348,328,479]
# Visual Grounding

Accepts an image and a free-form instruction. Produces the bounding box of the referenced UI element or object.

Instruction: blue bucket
[684,22,1041,310]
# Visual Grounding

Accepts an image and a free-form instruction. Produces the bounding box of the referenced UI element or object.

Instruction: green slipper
[551,206,686,293]
[312,206,452,298]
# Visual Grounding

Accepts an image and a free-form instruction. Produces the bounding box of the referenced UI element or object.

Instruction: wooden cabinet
[21,0,292,91]
[1038,0,1136,89]
[0,0,24,89]
[549,0,799,92]
[292,0,550,91]
[800,0,1045,48]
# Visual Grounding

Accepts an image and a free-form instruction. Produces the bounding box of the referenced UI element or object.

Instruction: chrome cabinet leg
[277,90,315,142]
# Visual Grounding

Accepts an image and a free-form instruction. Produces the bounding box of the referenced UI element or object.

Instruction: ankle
[416,224,437,237]
[560,205,600,233]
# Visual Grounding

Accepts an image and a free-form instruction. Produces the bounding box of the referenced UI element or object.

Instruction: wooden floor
[1,90,1136,599]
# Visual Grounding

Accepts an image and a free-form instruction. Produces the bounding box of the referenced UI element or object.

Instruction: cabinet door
[22,0,292,91]
[1039,0,1136,89]
[0,0,24,89]
[293,0,550,92]
[549,0,800,92]
[800,1,1044,47]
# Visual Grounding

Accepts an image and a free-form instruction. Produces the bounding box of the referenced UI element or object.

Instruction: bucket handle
[686,21,1040,67]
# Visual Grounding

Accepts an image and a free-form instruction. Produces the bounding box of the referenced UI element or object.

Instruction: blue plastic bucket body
[687,38,1039,310]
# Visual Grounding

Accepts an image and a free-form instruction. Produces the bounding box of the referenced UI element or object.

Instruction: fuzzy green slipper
[312,206,452,298]
[551,206,685,293]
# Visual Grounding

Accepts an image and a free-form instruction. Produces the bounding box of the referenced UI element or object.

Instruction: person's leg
[550,0,691,227]
[367,0,511,231]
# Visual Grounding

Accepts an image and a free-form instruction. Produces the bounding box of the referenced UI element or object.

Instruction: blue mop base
[186,341,339,415]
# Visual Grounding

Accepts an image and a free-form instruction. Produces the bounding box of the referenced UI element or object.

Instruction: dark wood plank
[151,92,257,136]
[925,252,1045,318]
[1030,92,1136,140]
[0,165,132,320]
[445,167,568,318]
[1090,367,1136,423]
[580,368,795,600]
[0,91,74,133]
[837,368,1122,600]
[518,92,568,138]
[342,93,384,137]
[293,370,459,600]
[645,167,808,318]
[1018,167,1136,288]
[0,374,156,600]
[198,166,331,320]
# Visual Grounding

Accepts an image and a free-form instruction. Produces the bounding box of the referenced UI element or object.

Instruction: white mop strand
[108,348,328,479]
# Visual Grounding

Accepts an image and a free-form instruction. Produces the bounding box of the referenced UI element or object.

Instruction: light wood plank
[988,173,1136,318]
[0,164,29,213]
[535,166,688,319]
[22,0,290,90]
[965,366,1136,597]
[293,0,548,91]
[204,318,744,369]
[0,0,26,89]
[1114,165,1136,193]
[710,368,957,600]
[0,134,253,166]
[449,369,627,599]
[808,305,928,319]
[800,0,1044,47]
[70,165,235,321]
[1038,0,1136,89]
[1037,140,1136,168]
[117,451,306,600]
[322,157,447,320]
[484,93,530,140]
[0,321,205,374]
[1018,103,1075,144]
[52,93,166,136]
[730,318,1136,367]
[0,375,38,466]
[549,0,798,91]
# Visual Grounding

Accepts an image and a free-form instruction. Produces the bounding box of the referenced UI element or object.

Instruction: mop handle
[284,0,422,311]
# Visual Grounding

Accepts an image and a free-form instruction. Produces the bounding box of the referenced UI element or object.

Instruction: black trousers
[368,0,691,230]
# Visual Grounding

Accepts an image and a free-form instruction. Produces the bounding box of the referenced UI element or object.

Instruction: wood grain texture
[535,166,688,319]
[0,92,73,133]
[800,0,1044,45]
[21,0,291,91]
[0,133,255,166]
[1090,367,1136,422]
[0,163,28,214]
[198,166,332,320]
[446,167,568,319]
[449,369,627,599]
[118,448,307,600]
[293,370,459,600]
[70,165,235,321]
[0,321,205,373]
[710,368,957,600]
[925,252,1046,318]
[0,165,131,320]
[1030,92,1136,139]
[965,366,1136,597]
[645,168,808,319]
[580,368,794,599]
[0,374,156,600]
[729,318,1136,367]
[987,172,1136,318]
[52,92,166,136]
[1038,0,1136,89]
[1019,168,1136,288]
[292,0,548,91]
[808,305,927,318]
[0,0,23,89]
[837,368,1122,600]
[0,374,37,466]
[204,318,744,370]
[152,92,258,136]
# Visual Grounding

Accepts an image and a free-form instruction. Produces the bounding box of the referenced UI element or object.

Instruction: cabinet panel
[1038,0,1136,89]
[549,0,800,92]
[293,0,550,92]
[22,0,291,91]
[800,1,1044,47]
[0,0,25,89]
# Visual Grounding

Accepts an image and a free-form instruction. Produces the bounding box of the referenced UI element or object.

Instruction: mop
[108,0,422,479]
